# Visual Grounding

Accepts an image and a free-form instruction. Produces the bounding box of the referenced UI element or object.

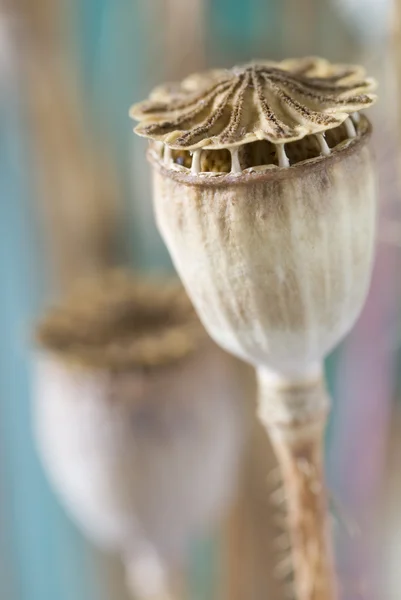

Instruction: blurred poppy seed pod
[131,58,378,600]
[34,271,247,600]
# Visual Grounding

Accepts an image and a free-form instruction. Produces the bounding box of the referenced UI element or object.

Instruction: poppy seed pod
[34,271,247,600]
[131,58,378,600]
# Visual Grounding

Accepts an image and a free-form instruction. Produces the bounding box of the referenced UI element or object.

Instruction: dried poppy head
[130,57,377,377]
[34,270,249,598]
[131,58,378,599]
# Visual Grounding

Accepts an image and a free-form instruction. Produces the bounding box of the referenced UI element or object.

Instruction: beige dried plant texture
[131,57,376,150]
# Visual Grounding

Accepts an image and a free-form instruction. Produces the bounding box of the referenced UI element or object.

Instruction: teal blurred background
[1,1,400,599]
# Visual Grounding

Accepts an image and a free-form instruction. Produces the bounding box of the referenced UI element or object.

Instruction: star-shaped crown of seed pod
[130,57,377,150]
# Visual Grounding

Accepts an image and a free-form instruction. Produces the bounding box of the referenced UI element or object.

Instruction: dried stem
[394,0,401,168]
[13,0,121,291]
[220,388,285,600]
[258,368,338,600]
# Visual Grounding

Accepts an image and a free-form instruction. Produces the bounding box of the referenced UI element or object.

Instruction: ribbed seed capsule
[131,57,378,600]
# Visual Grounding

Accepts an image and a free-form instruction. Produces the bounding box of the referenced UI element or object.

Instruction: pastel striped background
[0,2,397,599]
